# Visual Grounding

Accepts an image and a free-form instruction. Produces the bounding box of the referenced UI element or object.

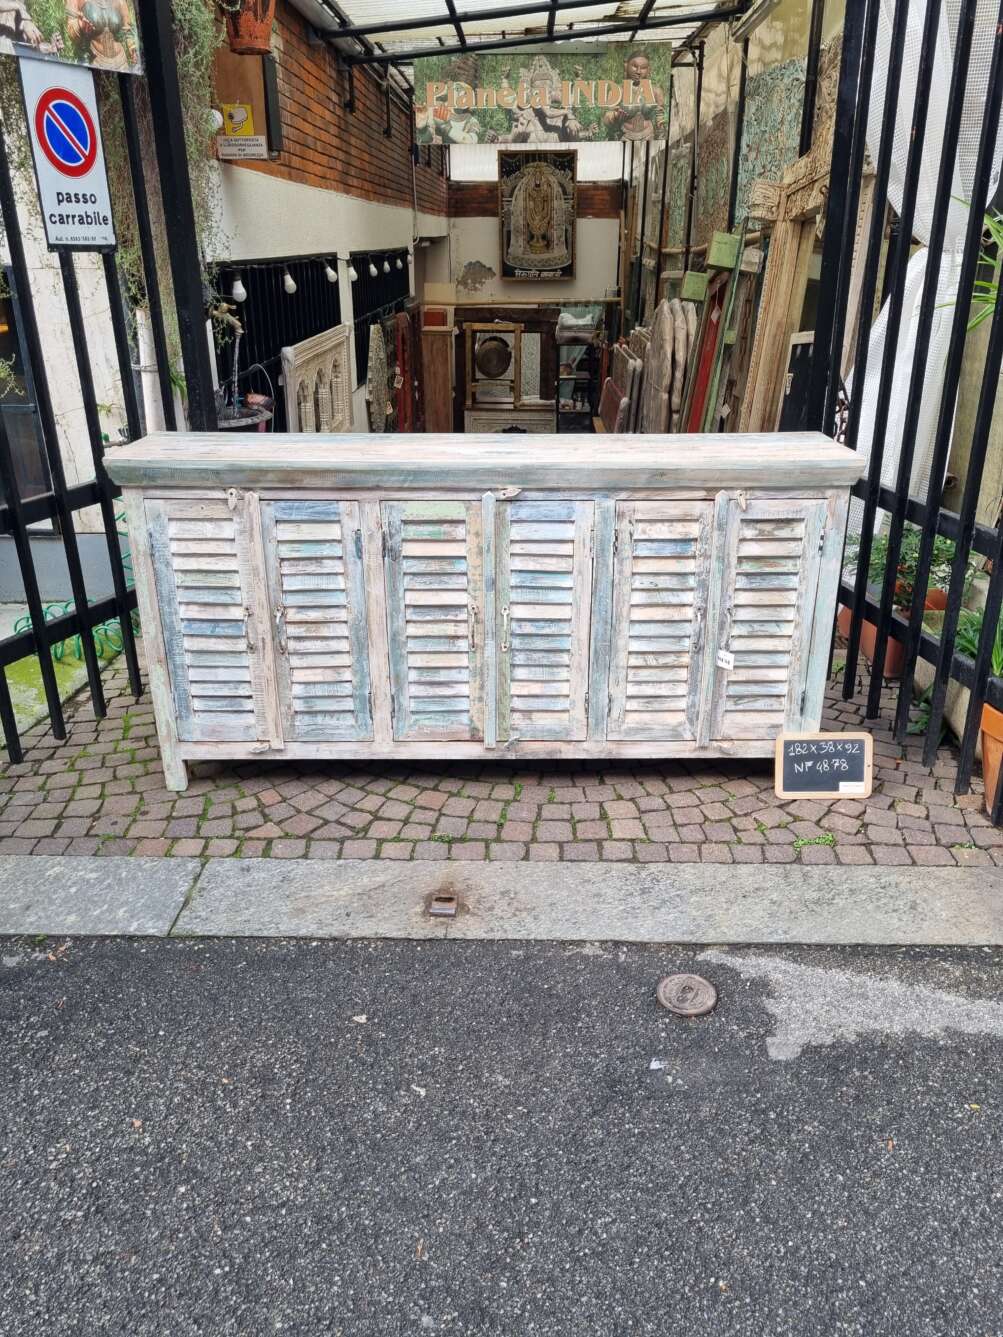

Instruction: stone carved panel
[281,324,352,433]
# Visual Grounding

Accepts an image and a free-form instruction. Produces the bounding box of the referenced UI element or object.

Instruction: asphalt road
[1,937,1002,1337]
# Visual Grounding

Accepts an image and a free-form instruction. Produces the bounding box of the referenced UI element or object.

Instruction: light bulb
[324,261,337,284]
[283,270,297,294]
[382,258,390,274]
[348,263,359,281]
[368,261,378,278]
[395,256,403,270]
[230,275,247,303]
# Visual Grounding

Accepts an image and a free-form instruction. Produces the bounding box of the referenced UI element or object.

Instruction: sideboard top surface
[107,431,864,491]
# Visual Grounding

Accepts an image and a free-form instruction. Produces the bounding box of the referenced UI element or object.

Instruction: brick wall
[448,181,623,218]
[221,1,447,215]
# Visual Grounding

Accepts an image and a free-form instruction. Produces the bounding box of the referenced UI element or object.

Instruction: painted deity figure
[487,57,592,143]
[66,0,138,70]
[0,0,42,49]
[603,51,665,141]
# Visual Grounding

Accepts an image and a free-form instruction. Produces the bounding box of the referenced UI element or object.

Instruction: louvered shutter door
[497,500,593,742]
[382,500,485,740]
[707,496,826,740]
[147,498,264,743]
[606,501,714,741]
[260,500,372,741]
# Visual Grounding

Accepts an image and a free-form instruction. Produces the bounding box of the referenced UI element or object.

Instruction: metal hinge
[612,528,619,557]
[799,688,807,715]
[818,526,826,553]
[389,692,396,723]
[584,691,589,716]
[355,529,364,561]
[367,687,373,716]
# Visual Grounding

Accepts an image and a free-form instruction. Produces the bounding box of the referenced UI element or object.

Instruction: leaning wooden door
[382,500,485,740]
[606,501,715,741]
[146,497,269,743]
[704,495,826,740]
[260,499,372,741]
[496,500,594,742]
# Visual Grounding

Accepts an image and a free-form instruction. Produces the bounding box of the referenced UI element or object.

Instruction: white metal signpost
[20,57,115,251]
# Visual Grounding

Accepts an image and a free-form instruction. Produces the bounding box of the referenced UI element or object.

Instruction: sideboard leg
[162,748,189,793]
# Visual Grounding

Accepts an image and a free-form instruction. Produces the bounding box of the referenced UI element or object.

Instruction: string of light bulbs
[228,250,410,303]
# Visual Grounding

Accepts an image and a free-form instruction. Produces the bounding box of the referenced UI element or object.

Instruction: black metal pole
[892,0,1003,750]
[135,0,217,431]
[805,0,873,435]
[653,63,673,307]
[0,662,21,764]
[633,139,651,330]
[799,0,827,156]
[0,133,106,720]
[860,0,965,717]
[838,0,926,698]
[118,73,177,432]
[683,44,703,275]
[103,251,142,442]
[63,251,143,701]
[727,38,749,230]
[0,409,64,746]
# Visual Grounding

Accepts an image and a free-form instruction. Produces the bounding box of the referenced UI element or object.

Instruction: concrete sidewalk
[2,855,1001,944]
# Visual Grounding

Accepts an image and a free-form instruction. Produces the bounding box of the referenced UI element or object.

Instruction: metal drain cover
[657,973,717,1017]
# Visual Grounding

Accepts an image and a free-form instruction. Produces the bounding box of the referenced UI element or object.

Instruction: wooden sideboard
[107,432,862,791]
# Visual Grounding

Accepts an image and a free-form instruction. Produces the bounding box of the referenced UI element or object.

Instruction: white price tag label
[716,649,735,671]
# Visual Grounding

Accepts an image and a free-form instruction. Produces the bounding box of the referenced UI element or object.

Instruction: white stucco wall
[448,215,620,305]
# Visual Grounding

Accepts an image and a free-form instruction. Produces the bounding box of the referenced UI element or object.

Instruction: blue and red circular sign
[34,87,97,179]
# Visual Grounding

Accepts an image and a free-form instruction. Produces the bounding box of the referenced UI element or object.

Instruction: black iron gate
[808,0,1003,821]
[0,0,214,763]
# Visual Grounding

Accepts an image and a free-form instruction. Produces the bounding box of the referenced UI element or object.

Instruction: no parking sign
[20,57,115,250]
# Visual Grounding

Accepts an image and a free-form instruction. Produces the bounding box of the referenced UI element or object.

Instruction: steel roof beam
[332,0,740,40]
[443,0,467,46]
[345,3,744,62]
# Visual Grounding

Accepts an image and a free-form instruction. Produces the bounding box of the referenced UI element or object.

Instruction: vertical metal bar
[799,0,827,156]
[683,45,703,275]
[102,251,142,441]
[815,0,880,435]
[957,501,1003,798]
[64,253,143,700]
[633,139,651,328]
[727,38,748,230]
[0,664,22,764]
[805,0,872,434]
[0,410,65,742]
[839,0,929,698]
[863,0,975,718]
[135,0,217,431]
[938,291,1003,785]
[653,81,672,304]
[0,136,106,719]
[894,0,1003,749]
[119,73,176,432]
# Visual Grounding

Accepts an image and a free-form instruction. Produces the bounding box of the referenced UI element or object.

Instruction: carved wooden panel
[281,325,352,433]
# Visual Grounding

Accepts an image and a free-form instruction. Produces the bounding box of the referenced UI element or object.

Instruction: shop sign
[1,0,142,74]
[21,57,115,250]
[217,101,269,161]
[774,732,873,799]
[414,43,670,146]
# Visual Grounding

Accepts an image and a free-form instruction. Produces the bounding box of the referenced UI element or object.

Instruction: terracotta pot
[925,587,948,611]
[225,0,276,54]
[836,605,906,677]
[981,703,1003,814]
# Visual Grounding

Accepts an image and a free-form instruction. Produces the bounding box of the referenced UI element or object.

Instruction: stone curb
[2,856,1002,945]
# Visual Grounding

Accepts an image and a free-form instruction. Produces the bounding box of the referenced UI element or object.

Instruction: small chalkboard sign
[774,732,873,800]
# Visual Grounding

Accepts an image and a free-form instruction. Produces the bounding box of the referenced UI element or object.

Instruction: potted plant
[223,0,276,54]
[838,526,959,677]
[956,607,1003,813]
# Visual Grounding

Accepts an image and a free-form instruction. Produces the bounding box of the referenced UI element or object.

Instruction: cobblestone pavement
[0,657,996,866]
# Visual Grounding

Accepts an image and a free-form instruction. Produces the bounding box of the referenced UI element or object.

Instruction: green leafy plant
[969,209,1002,332]
[846,525,961,609]
[956,607,1003,678]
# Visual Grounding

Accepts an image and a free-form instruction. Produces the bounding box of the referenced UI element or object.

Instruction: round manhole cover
[657,973,718,1017]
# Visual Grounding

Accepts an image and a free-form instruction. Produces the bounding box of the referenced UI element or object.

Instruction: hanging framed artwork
[499,149,577,282]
